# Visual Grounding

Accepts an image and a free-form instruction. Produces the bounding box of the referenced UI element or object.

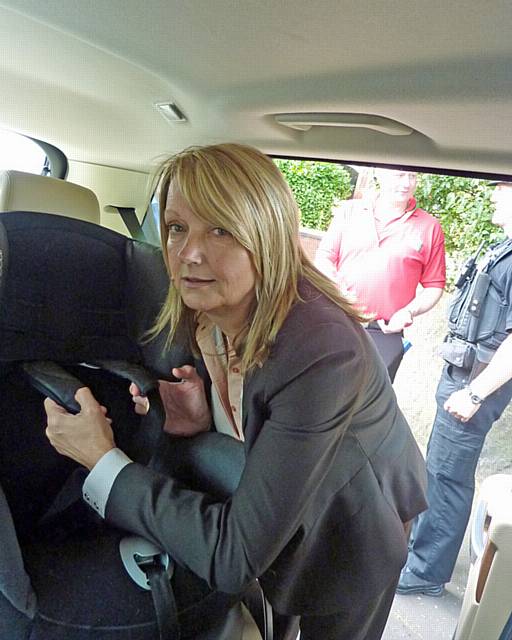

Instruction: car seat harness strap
[120,535,179,640]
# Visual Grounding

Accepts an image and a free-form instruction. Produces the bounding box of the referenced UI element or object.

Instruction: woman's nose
[177,235,204,264]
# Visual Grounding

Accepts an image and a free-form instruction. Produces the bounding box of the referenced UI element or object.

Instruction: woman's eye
[167,223,184,234]
[212,227,231,237]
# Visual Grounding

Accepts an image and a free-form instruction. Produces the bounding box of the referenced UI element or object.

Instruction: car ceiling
[0,0,511,176]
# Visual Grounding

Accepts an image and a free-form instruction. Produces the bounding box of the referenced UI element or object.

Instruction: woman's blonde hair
[152,143,364,372]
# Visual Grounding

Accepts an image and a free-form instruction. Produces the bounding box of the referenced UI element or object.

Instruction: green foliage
[415,174,499,254]
[274,159,353,231]
[415,174,503,285]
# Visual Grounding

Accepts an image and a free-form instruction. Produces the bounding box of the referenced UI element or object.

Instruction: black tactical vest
[448,239,512,351]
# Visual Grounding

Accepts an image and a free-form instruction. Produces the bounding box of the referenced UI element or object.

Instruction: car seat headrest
[0,170,100,224]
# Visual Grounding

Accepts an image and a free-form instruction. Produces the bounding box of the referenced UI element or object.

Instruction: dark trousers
[366,324,404,383]
[406,363,512,584]
[299,576,399,640]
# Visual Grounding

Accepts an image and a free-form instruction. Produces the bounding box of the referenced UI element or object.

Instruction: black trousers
[298,576,399,640]
[407,363,512,584]
[366,323,404,383]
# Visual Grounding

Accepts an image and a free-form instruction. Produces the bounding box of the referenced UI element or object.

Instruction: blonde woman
[46,143,427,639]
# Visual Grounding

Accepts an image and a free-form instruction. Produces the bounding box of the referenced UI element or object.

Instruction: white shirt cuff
[82,448,133,518]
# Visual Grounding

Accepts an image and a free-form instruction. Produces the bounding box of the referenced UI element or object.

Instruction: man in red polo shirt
[315,168,446,381]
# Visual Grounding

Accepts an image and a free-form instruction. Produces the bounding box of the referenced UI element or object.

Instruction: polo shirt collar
[402,197,418,222]
[373,196,418,224]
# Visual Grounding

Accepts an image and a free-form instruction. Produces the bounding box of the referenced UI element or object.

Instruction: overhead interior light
[155,101,187,123]
[275,113,413,136]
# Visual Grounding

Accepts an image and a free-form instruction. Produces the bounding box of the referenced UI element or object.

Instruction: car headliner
[0,0,511,177]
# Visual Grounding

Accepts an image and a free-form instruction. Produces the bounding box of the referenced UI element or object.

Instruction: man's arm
[406,286,444,318]
[314,204,346,281]
[379,286,443,334]
[444,332,512,422]
[380,222,446,334]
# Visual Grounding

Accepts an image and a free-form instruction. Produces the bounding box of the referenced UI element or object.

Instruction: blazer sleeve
[104,319,366,594]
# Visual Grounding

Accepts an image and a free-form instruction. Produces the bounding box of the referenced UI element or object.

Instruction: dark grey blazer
[106,280,427,616]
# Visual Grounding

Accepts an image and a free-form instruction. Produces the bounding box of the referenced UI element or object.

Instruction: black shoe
[396,567,444,597]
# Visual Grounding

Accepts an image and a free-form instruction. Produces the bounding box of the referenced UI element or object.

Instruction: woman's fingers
[129,382,142,397]
[99,405,113,424]
[128,382,149,415]
[132,394,150,415]
[133,402,149,416]
[171,365,198,382]
[74,387,102,411]
[44,397,69,416]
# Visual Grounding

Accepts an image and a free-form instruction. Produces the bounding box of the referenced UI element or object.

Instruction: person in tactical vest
[397,179,512,596]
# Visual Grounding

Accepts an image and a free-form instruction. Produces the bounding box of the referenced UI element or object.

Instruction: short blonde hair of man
[152,143,364,373]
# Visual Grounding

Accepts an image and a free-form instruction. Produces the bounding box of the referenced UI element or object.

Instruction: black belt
[365,321,403,336]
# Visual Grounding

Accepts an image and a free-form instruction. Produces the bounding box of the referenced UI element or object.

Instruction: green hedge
[274,159,353,231]
[414,174,501,259]
[415,174,503,286]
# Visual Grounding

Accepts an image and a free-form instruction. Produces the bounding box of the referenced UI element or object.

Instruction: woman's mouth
[181,276,215,288]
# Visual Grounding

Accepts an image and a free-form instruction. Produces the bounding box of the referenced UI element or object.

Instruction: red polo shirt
[315,198,446,321]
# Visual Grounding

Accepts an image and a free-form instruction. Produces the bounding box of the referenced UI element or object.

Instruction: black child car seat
[0,211,277,640]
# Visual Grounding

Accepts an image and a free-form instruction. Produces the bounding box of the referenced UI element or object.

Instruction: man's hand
[45,387,115,469]
[378,308,413,334]
[130,365,211,437]
[444,388,481,423]
[379,287,443,334]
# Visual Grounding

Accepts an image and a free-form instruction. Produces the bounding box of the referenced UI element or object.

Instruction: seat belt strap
[242,580,273,640]
[115,206,146,242]
[137,555,180,640]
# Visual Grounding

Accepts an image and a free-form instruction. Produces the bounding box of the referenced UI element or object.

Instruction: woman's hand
[129,365,211,437]
[45,387,115,469]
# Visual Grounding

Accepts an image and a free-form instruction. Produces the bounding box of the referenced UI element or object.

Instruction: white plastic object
[454,474,512,640]
[119,535,170,590]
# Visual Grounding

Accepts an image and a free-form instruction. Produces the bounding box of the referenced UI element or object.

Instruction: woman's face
[164,181,257,331]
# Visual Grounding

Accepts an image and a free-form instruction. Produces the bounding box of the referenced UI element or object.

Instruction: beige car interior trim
[67,161,150,236]
[0,2,511,174]
[274,113,414,136]
[454,474,512,640]
[0,170,100,224]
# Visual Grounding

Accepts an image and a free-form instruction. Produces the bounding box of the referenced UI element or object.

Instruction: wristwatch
[466,387,483,405]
